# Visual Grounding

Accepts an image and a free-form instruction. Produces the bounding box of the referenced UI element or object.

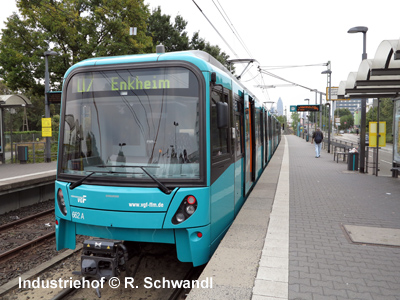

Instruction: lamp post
[347,26,368,60]
[304,98,310,141]
[311,90,317,132]
[348,26,368,173]
[44,50,59,163]
[319,92,323,131]
[321,68,332,153]
[325,103,331,152]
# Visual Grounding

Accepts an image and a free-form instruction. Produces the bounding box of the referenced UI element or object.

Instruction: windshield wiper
[97,165,172,195]
[70,172,95,190]
[136,166,172,195]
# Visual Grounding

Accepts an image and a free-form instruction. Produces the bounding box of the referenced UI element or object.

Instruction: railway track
[50,265,205,300]
[1,204,207,300]
[0,208,53,233]
[0,206,58,288]
[0,231,55,262]
[37,243,206,300]
[0,208,55,262]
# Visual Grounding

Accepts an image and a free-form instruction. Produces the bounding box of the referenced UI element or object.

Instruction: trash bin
[306,135,309,142]
[18,146,28,164]
[347,152,358,171]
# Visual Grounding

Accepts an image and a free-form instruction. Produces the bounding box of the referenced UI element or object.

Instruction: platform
[188,135,400,300]
[0,161,56,213]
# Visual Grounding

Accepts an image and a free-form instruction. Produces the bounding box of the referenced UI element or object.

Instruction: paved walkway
[287,135,400,300]
[189,134,400,300]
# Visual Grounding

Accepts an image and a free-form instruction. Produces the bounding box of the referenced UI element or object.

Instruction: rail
[322,138,373,173]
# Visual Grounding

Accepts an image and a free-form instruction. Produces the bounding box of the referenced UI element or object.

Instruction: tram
[55,48,280,278]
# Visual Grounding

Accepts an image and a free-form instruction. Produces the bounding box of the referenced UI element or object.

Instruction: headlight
[57,188,67,216]
[172,195,198,224]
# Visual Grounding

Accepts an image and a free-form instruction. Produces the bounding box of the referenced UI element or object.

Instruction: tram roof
[65,51,227,77]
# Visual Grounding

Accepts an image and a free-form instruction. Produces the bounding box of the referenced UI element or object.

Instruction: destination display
[296,105,320,112]
[71,68,190,93]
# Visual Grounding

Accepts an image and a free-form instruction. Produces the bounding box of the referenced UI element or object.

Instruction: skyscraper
[277,97,284,116]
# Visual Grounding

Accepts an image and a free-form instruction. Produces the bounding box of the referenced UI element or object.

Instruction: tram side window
[211,89,229,157]
[235,115,244,156]
[234,97,244,157]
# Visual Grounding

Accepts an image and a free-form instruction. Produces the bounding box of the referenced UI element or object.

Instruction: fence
[4,132,59,164]
[322,138,373,173]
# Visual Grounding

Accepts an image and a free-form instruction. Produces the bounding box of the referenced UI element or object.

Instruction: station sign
[42,118,52,137]
[290,105,297,112]
[326,86,350,101]
[296,105,320,112]
[47,91,62,103]
[42,127,52,137]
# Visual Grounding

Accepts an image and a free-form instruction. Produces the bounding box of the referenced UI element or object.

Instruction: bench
[335,151,348,163]
[333,146,350,163]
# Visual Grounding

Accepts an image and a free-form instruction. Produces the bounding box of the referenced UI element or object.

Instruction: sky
[1,0,399,116]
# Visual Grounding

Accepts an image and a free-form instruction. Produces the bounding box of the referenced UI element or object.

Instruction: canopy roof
[0,94,32,108]
[338,39,400,99]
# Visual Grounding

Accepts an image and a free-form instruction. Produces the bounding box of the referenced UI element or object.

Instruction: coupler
[80,239,128,280]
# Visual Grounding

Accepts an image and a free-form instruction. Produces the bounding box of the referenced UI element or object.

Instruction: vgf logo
[72,195,87,203]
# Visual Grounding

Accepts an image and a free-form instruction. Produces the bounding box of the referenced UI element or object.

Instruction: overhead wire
[192,0,238,58]
[217,0,271,100]
[211,0,254,59]
[259,69,317,92]
[260,63,329,70]
[193,1,331,102]
[207,0,273,100]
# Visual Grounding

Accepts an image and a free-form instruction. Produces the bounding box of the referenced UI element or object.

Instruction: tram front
[55,60,210,272]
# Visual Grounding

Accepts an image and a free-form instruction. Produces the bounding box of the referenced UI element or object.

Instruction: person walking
[311,128,323,158]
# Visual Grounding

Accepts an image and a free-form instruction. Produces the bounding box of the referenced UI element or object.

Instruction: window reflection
[61,67,201,180]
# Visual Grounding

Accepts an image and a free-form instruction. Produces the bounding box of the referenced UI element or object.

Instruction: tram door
[264,111,268,165]
[234,94,245,214]
[244,95,255,195]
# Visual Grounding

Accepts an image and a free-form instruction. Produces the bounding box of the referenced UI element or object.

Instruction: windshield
[60,66,201,181]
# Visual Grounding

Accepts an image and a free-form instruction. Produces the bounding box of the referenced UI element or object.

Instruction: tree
[340,114,354,130]
[0,0,153,94]
[291,112,300,133]
[190,31,231,70]
[147,8,231,69]
[0,81,11,95]
[147,7,189,52]
[334,108,352,117]
[333,108,352,131]
[1,1,233,135]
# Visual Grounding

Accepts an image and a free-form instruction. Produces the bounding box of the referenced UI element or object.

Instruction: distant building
[276,97,284,116]
[335,98,362,115]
